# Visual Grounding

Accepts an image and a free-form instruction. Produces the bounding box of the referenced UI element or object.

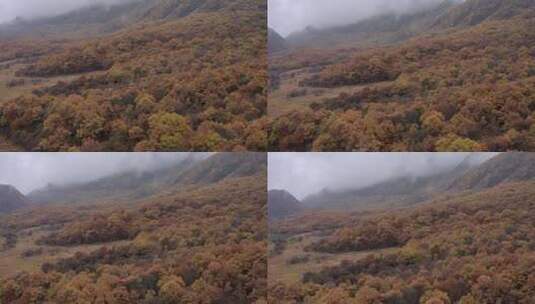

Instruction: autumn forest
[0,153,267,303]
[268,152,535,303]
[268,0,535,152]
[0,0,267,152]
[1,0,535,303]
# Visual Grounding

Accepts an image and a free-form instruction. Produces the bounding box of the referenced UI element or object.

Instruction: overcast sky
[0,0,132,24]
[0,153,205,194]
[268,153,496,200]
[268,0,448,36]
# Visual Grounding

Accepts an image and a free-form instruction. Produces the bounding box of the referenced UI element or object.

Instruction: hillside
[0,154,267,303]
[301,154,490,210]
[449,152,535,191]
[434,0,535,27]
[0,0,266,39]
[27,156,197,205]
[0,185,29,214]
[28,152,265,205]
[174,152,267,185]
[268,189,303,220]
[0,1,143,39]
[303,175,447,210]
[268,0,535,152]
[270,181,535,303]
[268,28,287,54]
[0,0,267,152]
[284,0,457,49]
[268,153,535,303]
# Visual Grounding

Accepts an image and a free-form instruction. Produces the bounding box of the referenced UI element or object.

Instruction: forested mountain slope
[28,152,265,205]
[449,152,535,191]
[0,185,29,214]
[0,0,265,39]
[268,153,535,303]
[0,153,267,303]
[270,181,535,303]
[300,154,490,210]
[268,189,303,220]
[284,0,457,49]
[0,0,267,152]
[433,0,535,27]
[268,28,287,54]
[268,0,535,152]
[27,155,199,205]
[173,152,266,185]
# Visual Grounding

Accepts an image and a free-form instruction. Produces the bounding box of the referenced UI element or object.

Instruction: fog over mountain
[0,0,134,24]
[268,0,456,36]
[268,153,496,200]
[0,153,209,194]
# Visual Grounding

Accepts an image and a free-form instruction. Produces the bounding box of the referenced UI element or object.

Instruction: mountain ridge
[268,189,303,220]
[0,0,266,39]
[0,184,30,214]
[449,153,535,191]
[268,28,287,54]
[300,156,477,210]
[283,0,457,49]
[433,0,535,28]
[280,0,534,50]
[28,152,266,206]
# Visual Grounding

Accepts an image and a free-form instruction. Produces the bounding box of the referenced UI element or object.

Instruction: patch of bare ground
[268,231,397,285]
[0,225,129,279]
[268,65,394,118]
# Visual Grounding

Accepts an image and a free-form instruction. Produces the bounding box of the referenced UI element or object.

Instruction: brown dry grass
[0,225,129,279]
[0,60,103,104]
[268,231,396,285]
[268,65,393,118]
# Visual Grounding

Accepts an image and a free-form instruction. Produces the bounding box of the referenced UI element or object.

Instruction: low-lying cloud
[0,0,134,24]
[268,153,496,200]
[269,0,448,36]
[0,152,207,194]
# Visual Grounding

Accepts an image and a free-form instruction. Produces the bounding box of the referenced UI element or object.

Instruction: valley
[0,0,268,152]
[0,152,268,303]
[268,0,535,151]
[268,153,535,303]
[269,230,396,286]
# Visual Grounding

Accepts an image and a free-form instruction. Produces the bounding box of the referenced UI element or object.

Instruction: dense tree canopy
[269,11,535,151]
[0,174,267,303]
[0,3,267,151]
[268,181,535,303]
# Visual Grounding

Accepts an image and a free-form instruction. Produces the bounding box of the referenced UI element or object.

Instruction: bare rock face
[0,184,29,214]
